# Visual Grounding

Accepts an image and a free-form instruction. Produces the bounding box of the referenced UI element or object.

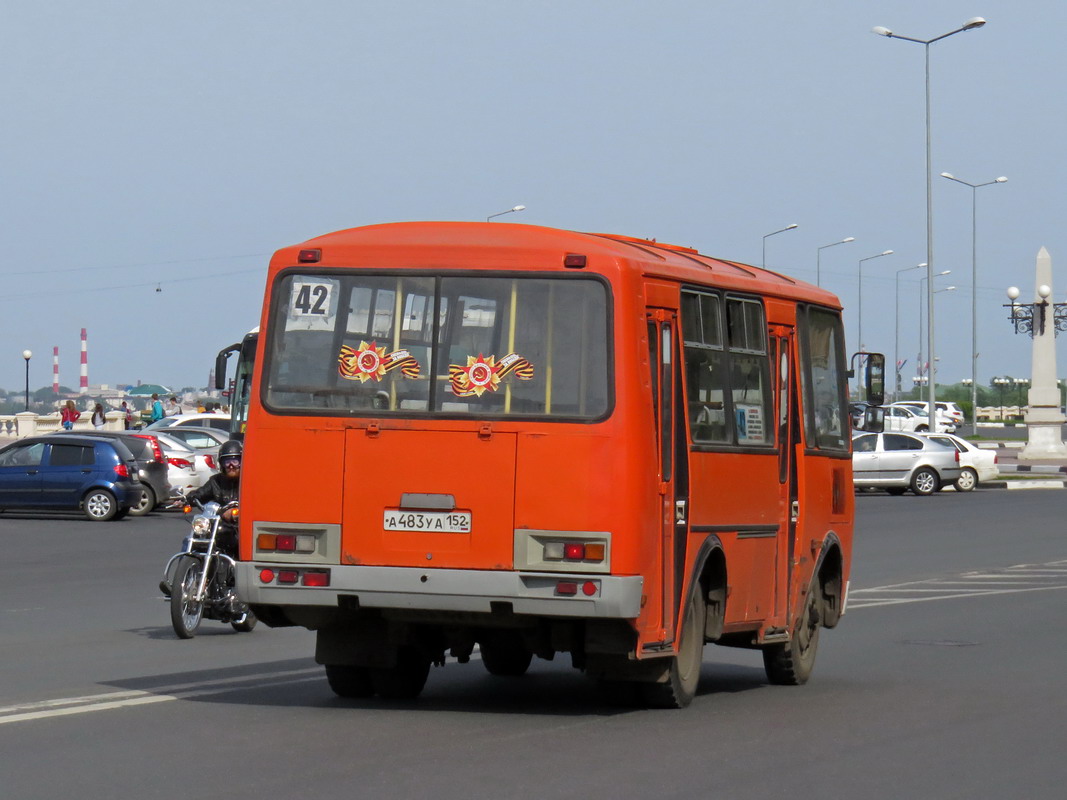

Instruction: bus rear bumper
[236,563,643,619]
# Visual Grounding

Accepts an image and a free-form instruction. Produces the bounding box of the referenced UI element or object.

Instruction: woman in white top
[91,403,106,429]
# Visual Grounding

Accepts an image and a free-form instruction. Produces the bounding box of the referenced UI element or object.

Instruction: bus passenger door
[646,308,689,644]
[771,324,797,624]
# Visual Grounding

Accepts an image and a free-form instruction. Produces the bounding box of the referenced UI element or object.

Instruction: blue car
[0,435,142,521]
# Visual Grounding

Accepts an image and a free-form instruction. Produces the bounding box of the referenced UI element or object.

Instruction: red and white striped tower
[79,328,88,394]
[53,347,59,393]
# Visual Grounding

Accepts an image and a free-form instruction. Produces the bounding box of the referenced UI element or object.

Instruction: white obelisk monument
[1020,247,1067,459]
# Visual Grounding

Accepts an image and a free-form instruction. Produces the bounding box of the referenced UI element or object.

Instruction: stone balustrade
[0,411,127,438]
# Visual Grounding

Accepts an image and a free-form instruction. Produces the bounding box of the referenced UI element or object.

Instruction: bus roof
[274,221,841,309]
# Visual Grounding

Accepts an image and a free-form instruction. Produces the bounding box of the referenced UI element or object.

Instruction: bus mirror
[215,343,240,391]
[862,405,885,433]
[865,353,886,406]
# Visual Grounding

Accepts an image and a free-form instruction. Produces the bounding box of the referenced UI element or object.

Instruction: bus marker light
[584,543,605,561]
[563,253,586,269]
[544,542,565,560]
[556,581,578,596]
[582,581,598,596]
[564,542,585,560]
[257,533,277,551]
[259,569,275,583]
[303,571,330,587]
[298,248,322,263]
[278,570,299,585]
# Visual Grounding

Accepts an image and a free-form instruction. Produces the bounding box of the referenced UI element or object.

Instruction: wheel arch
[814,532,844,628]
[688,535,727,642]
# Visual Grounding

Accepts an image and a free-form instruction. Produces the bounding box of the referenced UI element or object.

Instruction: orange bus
[236,221,881,707]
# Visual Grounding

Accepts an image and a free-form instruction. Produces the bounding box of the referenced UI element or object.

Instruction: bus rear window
[264,273,610,419]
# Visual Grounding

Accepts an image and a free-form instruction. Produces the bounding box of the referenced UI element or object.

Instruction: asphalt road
[2,489,1065,799]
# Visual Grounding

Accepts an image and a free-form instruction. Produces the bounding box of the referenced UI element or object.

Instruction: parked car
[852,431,961,495]
[890,401,962,429]
[925,432,999,491]
[153,432,218,498]
[882,404,955,434]
[0,435,141,520]
[143,413,231,433]
[157,426,229,451]
[49,430,171,515]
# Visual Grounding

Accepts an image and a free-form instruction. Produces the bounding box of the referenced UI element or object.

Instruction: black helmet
[219,439,243,464]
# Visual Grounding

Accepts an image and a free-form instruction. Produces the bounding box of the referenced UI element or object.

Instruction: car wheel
[954,468,978,492]
[83,489,119,521]
[129,486,156,517]
[916,425,929,432]
[911,468,940,496]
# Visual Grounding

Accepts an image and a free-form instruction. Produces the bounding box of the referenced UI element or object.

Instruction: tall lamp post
[873,16,987,431]
[918,270,951,400]
[941,172,1007,430]
[816,236,855,287]
[993,376,1012,420]
[487,204,526,222]
[858,250,893,352]
[22,349,32,411]
[895,263,926,400]
[762,223,798,269]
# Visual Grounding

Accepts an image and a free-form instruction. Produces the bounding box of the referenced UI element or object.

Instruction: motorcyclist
[187,438,242,558]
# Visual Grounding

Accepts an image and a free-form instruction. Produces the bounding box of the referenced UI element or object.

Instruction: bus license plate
[383,510,472,533]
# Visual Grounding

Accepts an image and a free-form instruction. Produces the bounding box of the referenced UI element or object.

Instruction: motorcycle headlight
[191,515,212,536]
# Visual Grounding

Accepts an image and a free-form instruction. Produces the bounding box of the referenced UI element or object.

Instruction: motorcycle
[160,499,257,639]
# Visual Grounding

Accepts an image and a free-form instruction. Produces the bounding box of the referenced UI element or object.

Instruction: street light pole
[487,204,526,222]
[895,263,926,400]
[873,16,987,431]
[816,236,855,287]
[22,349,32,411]
[858,249,893,353]
[762,223,798,269]
[918,270,951,400]
[941,172,1007,430]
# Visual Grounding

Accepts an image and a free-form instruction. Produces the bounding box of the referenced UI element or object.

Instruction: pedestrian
[120,401,133,430]
[150,393,164,423]
[165,396,181,417]
[91,403,106,430]
[61,400,81,431]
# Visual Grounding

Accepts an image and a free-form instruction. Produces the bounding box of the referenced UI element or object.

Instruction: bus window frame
[259,267,617,424]
[680,285,776,455]
[797,303,850,457]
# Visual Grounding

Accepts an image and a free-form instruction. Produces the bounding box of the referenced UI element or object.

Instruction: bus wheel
[480,631,533,677]
[370,647,430,699]
[763,582,821,685]
[641,591,706,709]
[325,664,375,698]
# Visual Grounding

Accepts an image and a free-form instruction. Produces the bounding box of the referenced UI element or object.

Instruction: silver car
[852,431,962,495]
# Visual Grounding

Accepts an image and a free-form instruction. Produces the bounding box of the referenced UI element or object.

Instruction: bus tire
[325,664,375,698]
[641,590,705,709]
[370,646,430,699]
[480,632,533,677]
[763,581,820,685]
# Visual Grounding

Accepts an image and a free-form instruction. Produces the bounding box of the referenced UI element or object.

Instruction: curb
[984,479,1066,490]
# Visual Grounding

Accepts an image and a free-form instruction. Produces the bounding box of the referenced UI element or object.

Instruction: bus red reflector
[556,581,578,596]
[276,534,297,552]
[564,543,585,560]
[298,249,321,263]
[582,581,598,596]
[278,570,299,585]
[259,569,275,583]
[302,571,330,587]
[563,253,586,269]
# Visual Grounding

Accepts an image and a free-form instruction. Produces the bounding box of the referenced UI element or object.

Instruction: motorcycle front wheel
[170,556,205,639]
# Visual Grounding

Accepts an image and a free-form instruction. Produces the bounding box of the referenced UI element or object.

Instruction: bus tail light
[257,533,316,553]
[278,570,299,585]
[302,571,330,587]
[556,582,578,596]
[543,539,606,563]
[258,567,330,587]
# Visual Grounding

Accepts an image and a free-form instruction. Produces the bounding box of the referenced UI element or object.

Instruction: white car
[925,433,999,491]
[891,401,962,429]
[882,404,955,434]
[144,413,232,434]
[153,432,218,497]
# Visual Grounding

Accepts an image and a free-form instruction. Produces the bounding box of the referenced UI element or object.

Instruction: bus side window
[681,291,728,443]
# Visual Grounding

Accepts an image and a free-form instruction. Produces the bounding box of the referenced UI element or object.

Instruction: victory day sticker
[449,353,534,397]
[338,341,421,382]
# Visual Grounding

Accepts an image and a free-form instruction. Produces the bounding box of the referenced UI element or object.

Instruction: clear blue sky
[2,2,1062,394]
